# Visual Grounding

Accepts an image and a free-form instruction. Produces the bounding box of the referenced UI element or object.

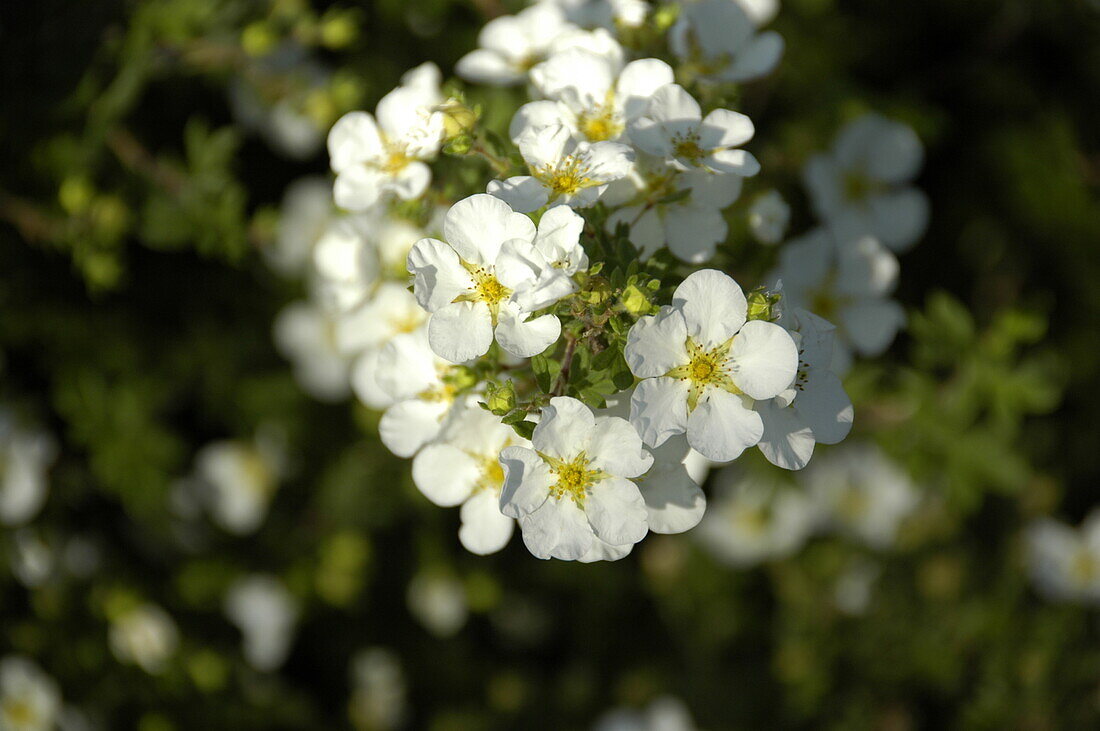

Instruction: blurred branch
[0,190,60,242]
[106,128,186,195]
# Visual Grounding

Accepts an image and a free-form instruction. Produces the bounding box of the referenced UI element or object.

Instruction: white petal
[390,162,431,201]
[644,83,701,124]
[616,59,675,120]
[628,116,674,158]
[686,389,762,462]
[624,307,689,378]
[577,538,634,563]
[494,308,561,359]
[530,48,614,105]
[379,399,450,458]
[729,320,799,400]
[510,101,569,142]
[630,377,690,448]
[868,189,929,252]
[455,49,524,86]
[584,476,648,546]
[707,148,760,177]
[519,499,594,560]
[699,108,755,149]
[412,444,480,506]
[333,166,385,211]
[673,269,748,347]
[581,140,634,182]
[637,463,706,534]
[534,204,587,272]
[443,193,536,265]
[328,112,383,172]
[518,124,572,171]
[665,204,728,263]
[499,446,553,518]
[532,396,596,460]
[840,300,905,356]
[588,416,653,478]
[795,369,853,445]
[406,237,472,312]
[864,117,924,184]
[756,399,816,470]
[724,30,784,82]
[350,349,394,410]
[459,490,515,555]
[428,302,494,363]
[487,176,549,214]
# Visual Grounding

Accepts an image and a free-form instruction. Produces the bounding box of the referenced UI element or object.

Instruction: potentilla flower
[411,398,526,555]
[669,0,784,84]
[769,227,905,374]
[108,603,180,675]
[755,308,854,470]
[193,435,284,535]
[273,298,352,402]
[607,198,729,263]
[0,656,61,731]
[499,396,654,561]
[804,443,920,549]
[455,3,576,86]
[328,63,444,211]
[407,194,580,362]
[695,468,818,567]
[747,189,790,245]
[488,124,633,213]
[406,572,469,637]
[224,574,299,672]
[267,176,335,277]
[0,412,57,527]
[511,47,674,144]
[630,84,760,178]
[333,282,427,356]
[624,269,799,462]
[1026,511,1100,605]
[804,113,928,252]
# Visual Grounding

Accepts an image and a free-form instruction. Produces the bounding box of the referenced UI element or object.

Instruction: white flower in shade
[349,649,407,731]
[273,299,352,402]
[594,695,697,731]
[327,63,444,211]
[488,125,633,213]
[412,399,523,555]
[406,572,469,637]
[630,84,760,178]
[625,269,799,462]
[748,189,790,245]
[1026,512,1100,605]
[332,282,427,357]
[833,558,881,616]
[545,0,648,30]
[455,3,575,86]
[755,308,853,470]
[0,656,61,731]
[10,528,54,588]
[224,574,299,672]
[805,444,919,549]
[804,113,929,252]
[607,199,729,264]
[194,436,283,535]
[267,177,334,277]
[0,413,56,527]
[734,0,780,26]
[109,603,180,675]
[407,194,580,362]
[499,397,654,560]
[511,48,674,144]
[696,469,817,566]
[669,0,784,84]
[774,228,905,373]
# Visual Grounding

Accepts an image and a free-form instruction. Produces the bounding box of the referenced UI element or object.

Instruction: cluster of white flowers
[261,0,932,562]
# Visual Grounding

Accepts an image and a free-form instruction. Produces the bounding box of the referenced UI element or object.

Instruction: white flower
[747,189,790,245]
[499,397,654,561]
[804,113,929,252]
[695,469,817,567]
[770,227,906,373]
[734,0,780,26]
[488,124,633,213]
[349,649,407,731]
[804,444,920,549]
[194,436,283,535]
[625,269,799,462]
[544,0,648,30]
[0,656,61,731]
[511,48,674,144]
[109,603,180,675]
[412,399,523,554]
[328,63,444,210]
[9,528,54,588]
[406,572,469,637]
[1026,511,1100,604]
[455,4,576,86]
[224,574,299,672]
[833,558,881,616]
[273,299,352,402]
[630,84,760,178]
[669,0,784,84]
[594,695,697,731]
[607,199,730,263]
[267,177,334,277]
[332,282,427,357]
[407,194,580,362]
[0,413,56,527]
[755,308,853,470]
[311,215,382,312]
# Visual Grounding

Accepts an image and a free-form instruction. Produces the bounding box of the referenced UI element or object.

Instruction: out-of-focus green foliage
[1,0,1098,728]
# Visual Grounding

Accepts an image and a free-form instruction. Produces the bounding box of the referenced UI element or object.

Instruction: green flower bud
[435,99,479,141]
[746,288,782,322]
[620,283,654,316]
[485,381,516,414]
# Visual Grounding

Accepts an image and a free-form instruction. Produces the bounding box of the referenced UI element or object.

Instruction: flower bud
[619,283,654,316]
[581,276,613,306]
[434,99,478,141]
[485,381,516,414]
[746,289,782,322]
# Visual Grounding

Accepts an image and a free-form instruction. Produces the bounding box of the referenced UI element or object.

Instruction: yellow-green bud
[652,3,681,32]
[485,382,516,414]
[581,276,612,306]
[59,177,94,215]
[319,12,359,49]
[241,21,278,57]
[620,283,653,316]
[746,289,782,322]
[435,98,479,141]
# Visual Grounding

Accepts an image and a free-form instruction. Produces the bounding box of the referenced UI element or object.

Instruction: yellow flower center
[842,171,884,203]
[837,487,869,521]
[380,146,412,175]
[672,133,705,163]
[665,336,741,412]
[392,311,425,334]
[578,96,624,142]
[2,698,39,727]
[734,506,770,536]
[536,155,597,198]
[1070,549,1099,585]
[541,451,607,506]
[452,260,514,325]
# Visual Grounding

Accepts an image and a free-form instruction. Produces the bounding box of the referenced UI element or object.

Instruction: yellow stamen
[540,451,606,506]
[665,336,741,412]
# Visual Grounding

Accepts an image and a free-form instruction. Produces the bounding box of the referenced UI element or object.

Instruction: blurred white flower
[747,189,790,245]
[10,528,54,588]
[350,648,407,731]
[543,0,648,30]
[833,558,881,616]
[593,695,696,731]
[1026,511,1100,605]
[273,298,353,402]
[225,574,299,671]
[0,656,61,731]
[267,177,334,277]
[804,113,928,252]
[455,4,576,86]
[109,603,180,675]
[406,572,469,637]
[0,412,57,527]
[669,0,784,84]
[194,435,284,535]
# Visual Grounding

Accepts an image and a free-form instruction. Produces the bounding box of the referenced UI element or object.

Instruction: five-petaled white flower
[488,124,633,213]
[630,84,760,178]
[669,0,784,84]
[407,194,581,362]
[455,3,576,86]
[624,269,799,462]
[499,397,654,561]
[804,113,929,252]
[412,398,525,555]
[327,63,444,211]
[755,308,854,470]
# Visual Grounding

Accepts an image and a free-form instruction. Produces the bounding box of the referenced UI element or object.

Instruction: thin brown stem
[551,334,579,397]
